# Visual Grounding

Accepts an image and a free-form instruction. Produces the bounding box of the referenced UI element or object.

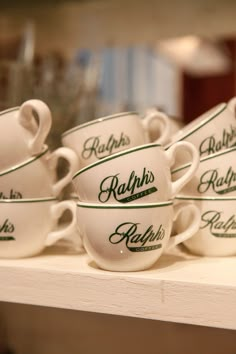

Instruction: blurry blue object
[74,49,92,68]
[98,46,165,114]
[74,45,178,118]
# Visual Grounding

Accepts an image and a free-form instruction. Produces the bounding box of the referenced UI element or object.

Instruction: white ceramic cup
[76,200,200,271]
[175,196,236,257]
[0,197,77,258]
[62,110,171,168]
[172,146,236,197]
[0,146,79,198]
[146,107,184,143]
[166,97,236,164]
[72,142,199,204]
[0,99,52,171]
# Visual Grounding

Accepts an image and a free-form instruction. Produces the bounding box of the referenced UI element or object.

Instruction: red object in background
[182,38,236,124]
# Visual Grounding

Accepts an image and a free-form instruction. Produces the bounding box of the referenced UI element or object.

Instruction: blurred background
[1,1,236,354]
[1,0,236,150]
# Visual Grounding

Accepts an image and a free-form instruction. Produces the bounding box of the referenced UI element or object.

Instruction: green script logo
[0,189,22,199]
[109,222,165,252]
[198,167,236,194]
[82,132,130,160]
[0,218,15,241]
[98,167,157,203]
[201,210,236,237]
[199,125,236,157]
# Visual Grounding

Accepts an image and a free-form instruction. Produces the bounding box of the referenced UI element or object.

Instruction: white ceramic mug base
[77,201,200,272]
[0,198,77,259]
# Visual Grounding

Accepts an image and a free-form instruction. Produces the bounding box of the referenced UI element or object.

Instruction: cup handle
[165,141,200,197]
[142,109,171,145]
[47,147,79,196]
[18,99,52,155]
[45,200,77,246]
[227,97,236,115]
[166,202,200,250]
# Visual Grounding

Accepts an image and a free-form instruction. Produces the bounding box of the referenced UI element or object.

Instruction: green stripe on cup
[0,146,49,177]
[175,195,236,201]
[76,200,173,209]
[73,143,162,178]
[0,197,57,203]
[62,111,138,137]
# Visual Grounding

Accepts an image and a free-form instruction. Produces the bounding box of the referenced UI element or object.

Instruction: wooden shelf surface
[0,239,236,330]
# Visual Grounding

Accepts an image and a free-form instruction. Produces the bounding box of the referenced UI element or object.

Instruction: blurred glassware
[0,17,35,110]
[0,18,102,204]
[34,49,101,150]
[0,21,189,151]
[0,17,101,150]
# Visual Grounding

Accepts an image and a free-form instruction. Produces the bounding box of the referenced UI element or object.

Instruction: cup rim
[0,106,19,117]
[168,102,226,146]
[171,145,236,174]
[62,111,138,138]
[0,145,49,177]
[0,197,57,203]
[76,200,173,209]
[73,142,162,179]
[175,195,236,201]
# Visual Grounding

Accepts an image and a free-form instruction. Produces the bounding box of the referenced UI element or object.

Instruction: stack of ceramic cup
[167,97,236,257]
[62,110,201,271]
[0,99,79,258]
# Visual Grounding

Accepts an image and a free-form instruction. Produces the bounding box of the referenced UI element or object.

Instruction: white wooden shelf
[0,240,236,331]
